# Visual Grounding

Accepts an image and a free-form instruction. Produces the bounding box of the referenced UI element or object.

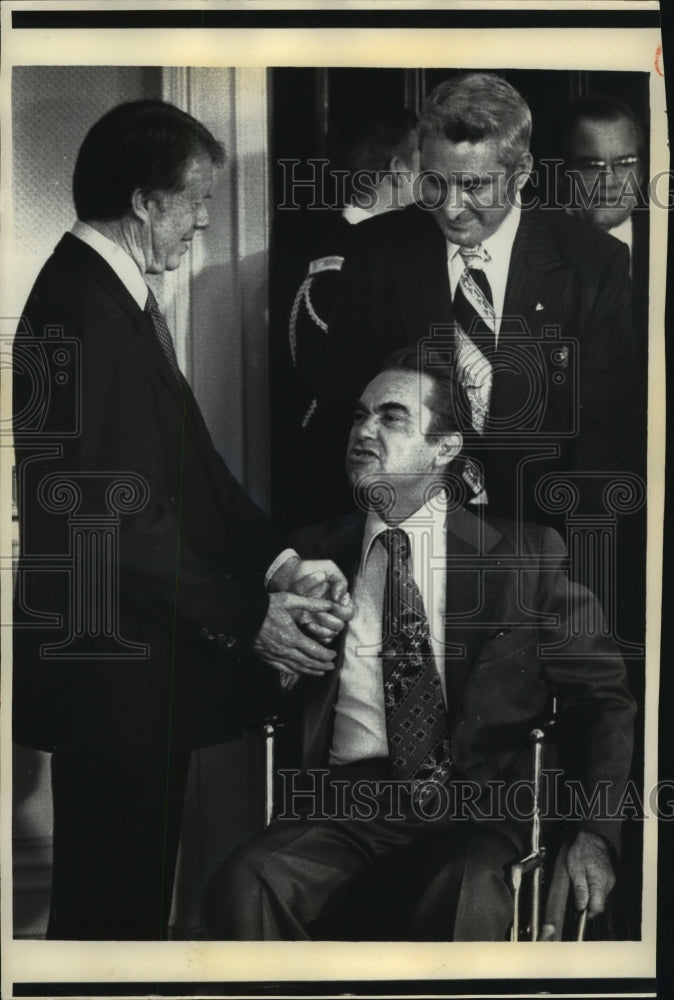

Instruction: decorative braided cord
[288,255,344,429]
[301,398,318,429]
[288,256,344,365]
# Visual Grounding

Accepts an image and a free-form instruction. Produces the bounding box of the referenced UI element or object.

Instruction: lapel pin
[535,302,544,311]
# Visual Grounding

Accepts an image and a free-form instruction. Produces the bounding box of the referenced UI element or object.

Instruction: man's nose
[194,203,210,229]
[443,183,469,220]
[356,414,378,438]
[604,165,623,190]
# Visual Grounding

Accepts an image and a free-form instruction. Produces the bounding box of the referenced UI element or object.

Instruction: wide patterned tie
[452,246,496,496]
[453,244,496,351]
[145,288,182,384]
[379,528,452,806]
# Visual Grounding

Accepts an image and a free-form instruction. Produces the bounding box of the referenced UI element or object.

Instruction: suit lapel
[443,506,504,730]
[504,210,570,331]
[57,235,223,477]
[491,211,575,429]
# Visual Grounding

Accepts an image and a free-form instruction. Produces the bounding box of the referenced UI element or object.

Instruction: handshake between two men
[254,555,354,680]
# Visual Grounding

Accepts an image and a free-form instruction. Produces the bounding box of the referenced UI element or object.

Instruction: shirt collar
[446,200,521,264]
[360,489,449,573]
[71,220,149,310]
[608,215,633,247]
[342,203,375,226]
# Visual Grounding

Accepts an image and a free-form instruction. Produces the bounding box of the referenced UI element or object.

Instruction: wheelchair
[254,711,626,942]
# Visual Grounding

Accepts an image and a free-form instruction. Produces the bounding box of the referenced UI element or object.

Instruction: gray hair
[419,72,532,169]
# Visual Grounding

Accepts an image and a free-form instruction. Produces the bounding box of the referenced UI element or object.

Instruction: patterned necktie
[145,288,182,384]
[452,245,495,445]
[379,528,452,805]
[453,244,496,351]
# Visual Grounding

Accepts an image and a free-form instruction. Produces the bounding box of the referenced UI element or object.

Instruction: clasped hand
[253,557,353,678]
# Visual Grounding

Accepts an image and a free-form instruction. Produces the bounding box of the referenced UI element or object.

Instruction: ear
[433,432,463,470]
[389,153,404,184]
[389,152,418,185]
[131,187,152,223]
[512,151,534,192]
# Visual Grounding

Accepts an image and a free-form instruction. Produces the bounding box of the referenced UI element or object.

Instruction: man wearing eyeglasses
[560,95,648,378]
[561,95,645,252]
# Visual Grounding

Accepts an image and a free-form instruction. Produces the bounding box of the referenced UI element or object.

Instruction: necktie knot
[144,287,161,317]
[459,244,491,270]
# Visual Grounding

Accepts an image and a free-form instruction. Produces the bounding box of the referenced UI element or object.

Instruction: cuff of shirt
[264,548,299,589]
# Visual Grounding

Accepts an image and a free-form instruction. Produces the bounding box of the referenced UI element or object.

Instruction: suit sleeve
[535,526,636,852]
[27,289,283,653]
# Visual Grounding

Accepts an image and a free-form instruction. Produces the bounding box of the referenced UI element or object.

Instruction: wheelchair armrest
[245,712,285,735]
[510,848,545,892]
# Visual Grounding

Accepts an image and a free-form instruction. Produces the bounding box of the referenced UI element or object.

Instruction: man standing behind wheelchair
[205,350,635,941]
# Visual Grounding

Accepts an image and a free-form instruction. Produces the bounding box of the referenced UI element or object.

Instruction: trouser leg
[205,815,387,940]
[48,749,190,940]
[398,825,516,941]
[451,827,518,941]
[206,766,520,943]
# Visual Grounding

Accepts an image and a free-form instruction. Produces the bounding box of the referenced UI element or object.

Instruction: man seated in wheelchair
[205,348,636,941]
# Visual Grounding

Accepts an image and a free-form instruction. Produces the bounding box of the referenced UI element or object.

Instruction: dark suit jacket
[272,210,353,528]
[13,233,284,754]
[629,203,649,374]
[292,505,635,852]
[316,204,639,522]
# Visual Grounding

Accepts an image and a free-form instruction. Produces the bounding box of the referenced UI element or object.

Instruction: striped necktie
[145,288,182,384]
[453,244,496,352]
[452,245,495,445]
[379,528,452,806]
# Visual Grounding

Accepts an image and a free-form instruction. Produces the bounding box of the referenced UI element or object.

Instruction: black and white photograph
[0,2,668,998]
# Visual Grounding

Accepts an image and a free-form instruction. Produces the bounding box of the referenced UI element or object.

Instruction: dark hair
[73,100,225,221]
[329,108,418,201]
[419,72,531,169]
[561,95,645,160]
[379,346,459,437]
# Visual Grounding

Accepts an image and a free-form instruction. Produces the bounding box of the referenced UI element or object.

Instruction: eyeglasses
[570,156,640,177]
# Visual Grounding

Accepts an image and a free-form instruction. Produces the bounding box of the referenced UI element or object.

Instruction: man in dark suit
[12,100,350,940]
[560,94,649,364]
[314,73,638,525]
[205,349,635,941]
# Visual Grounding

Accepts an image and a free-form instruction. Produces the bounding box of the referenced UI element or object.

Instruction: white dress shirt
[445,202,521,340]
[342,203,374,226]
[72,220,149,309]
[330,494,450,765]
